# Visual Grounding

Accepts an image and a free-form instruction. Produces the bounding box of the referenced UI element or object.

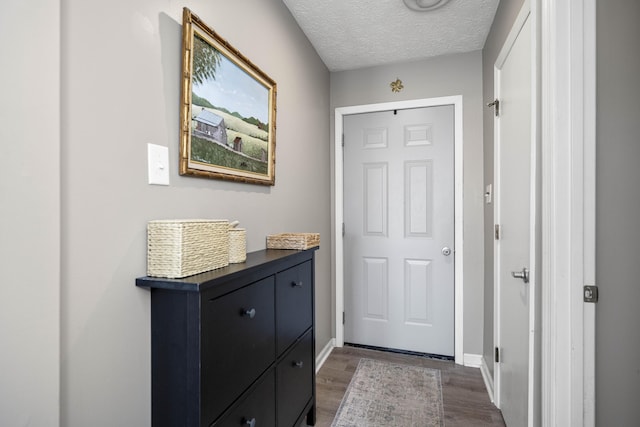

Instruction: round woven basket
[229,228,246,263]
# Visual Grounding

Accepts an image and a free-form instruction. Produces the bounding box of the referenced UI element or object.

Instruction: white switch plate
[147,143,170,186]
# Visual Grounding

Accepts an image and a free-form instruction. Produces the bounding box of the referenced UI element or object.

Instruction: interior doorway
[492,5,537,425]
[343,105,455,357]
[334,96,464,364]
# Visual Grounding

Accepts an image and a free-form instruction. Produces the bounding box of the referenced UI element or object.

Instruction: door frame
[334,96,464,364]
[540,0,596,425]
[492,1,537,421]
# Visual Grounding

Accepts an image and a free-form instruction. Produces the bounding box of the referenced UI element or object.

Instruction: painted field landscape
[180,14,276,184]
[187,32,272,177]
[191,95,269,175]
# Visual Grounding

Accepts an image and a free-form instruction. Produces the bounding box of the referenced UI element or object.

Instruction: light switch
[147,143,170,186]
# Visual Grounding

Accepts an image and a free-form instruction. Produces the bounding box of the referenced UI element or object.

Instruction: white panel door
[495,10,533,426]
[343,105,454,356]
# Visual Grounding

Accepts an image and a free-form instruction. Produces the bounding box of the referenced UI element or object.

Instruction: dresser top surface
[136,247,317,292]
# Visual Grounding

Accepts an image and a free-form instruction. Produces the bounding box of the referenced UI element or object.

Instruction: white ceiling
[282,0,500,72]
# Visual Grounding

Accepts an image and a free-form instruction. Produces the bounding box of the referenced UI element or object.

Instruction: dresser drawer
[212,370,276,427]
[276,261,313,354]
[202,277,276,424]
[276,330,313,427]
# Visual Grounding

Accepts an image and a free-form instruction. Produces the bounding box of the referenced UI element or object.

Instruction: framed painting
[179,8,277,185]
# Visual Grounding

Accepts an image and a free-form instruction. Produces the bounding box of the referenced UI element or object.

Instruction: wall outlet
[148,143,170,186]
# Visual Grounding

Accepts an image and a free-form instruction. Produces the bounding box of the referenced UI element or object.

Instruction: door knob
[511,267,529,283]
[441,247,452,256]
[242,308,256,318]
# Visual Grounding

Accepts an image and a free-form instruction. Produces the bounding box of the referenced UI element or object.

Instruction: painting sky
[193,53,269,124]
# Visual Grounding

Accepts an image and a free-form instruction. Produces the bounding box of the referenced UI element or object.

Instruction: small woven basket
[229,228,246,263]
[266,233,320,250]
[147,219,229,278]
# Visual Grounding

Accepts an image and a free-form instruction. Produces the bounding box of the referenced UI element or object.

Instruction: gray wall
[330,51,486,356]
[481,0,526,377]
[596,0,640,424]
[2,0,331,425]
[0,0,61,425]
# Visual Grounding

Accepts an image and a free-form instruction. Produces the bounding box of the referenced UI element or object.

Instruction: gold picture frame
[179,8,277,185]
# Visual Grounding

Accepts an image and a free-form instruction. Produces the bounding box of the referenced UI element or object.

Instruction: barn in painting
[193,109,228,146]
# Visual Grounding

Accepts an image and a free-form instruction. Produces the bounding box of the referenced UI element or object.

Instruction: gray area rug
[331,358,445,427]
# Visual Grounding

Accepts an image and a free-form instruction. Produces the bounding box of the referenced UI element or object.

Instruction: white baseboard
[463,353,483,368]
[316,338,336,373]
[480,356,495,403]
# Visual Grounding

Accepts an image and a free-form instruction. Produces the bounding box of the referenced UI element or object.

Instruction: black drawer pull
[241,308,256,318]
[291,281,303,288]
[293,360,304,368]
[242,417,256,427]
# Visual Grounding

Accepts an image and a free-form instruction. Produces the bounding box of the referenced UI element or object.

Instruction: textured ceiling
[282,0,499,72]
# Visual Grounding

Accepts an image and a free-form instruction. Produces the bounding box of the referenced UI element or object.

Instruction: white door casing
[540,0,596,425]
[343,106,455,356]
[493,4,536,426]
[334,96,464,364]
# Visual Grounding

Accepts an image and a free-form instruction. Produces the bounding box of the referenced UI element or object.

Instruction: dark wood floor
[310,346,505,427]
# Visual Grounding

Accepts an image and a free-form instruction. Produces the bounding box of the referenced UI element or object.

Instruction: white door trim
[334,96,464,364]
[492,2,536,420]
[540,0,596,425]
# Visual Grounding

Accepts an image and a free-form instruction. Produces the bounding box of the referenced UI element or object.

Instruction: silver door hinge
[342,312,345,325]
[584,285,599,303]
[495,347,500,363]
[487,99,500,117]
[342,223,345,237]
[494,224,500,240]
[342,134,345,147]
